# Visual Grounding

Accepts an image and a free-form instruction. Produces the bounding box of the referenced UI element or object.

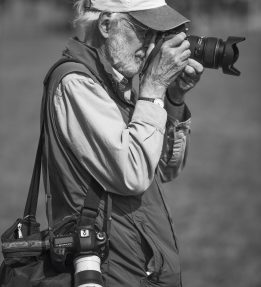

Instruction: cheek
[121,29,142,52]
[106,31,144,76]
[110,36,138,61]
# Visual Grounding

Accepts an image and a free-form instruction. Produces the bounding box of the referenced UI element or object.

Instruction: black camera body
[50,225,107,287]
[143,24,245,76]
[50,225,107,268]
[52,226,107,255]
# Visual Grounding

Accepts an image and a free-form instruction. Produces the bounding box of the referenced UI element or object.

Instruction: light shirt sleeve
[53,73,167,196]
[158,96,191,182]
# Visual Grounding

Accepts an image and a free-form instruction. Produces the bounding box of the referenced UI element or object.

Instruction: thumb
[146,32,157,59]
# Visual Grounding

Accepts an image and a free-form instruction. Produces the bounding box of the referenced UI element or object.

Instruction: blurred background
[0,0,260,286]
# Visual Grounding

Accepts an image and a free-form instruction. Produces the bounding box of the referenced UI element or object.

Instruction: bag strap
[23,84,47,218]
[23,58,104,221]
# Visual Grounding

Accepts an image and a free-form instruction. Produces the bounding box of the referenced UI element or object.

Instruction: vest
[42,38,182,287]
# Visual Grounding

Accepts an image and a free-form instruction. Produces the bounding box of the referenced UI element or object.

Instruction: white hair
[73,0,101,28]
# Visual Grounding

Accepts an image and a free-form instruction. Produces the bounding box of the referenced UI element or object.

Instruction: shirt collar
[92,42,131,93]
[111,68,130,92]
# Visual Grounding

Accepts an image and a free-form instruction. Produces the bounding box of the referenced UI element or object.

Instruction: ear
[98,12,114,39]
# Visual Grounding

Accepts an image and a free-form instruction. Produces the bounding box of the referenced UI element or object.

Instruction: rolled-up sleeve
[53,73,167,196]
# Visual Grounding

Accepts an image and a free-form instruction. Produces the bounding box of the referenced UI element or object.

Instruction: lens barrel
[74,255,103,287]
[140,27,245,79]
[188,35,245,76]
[188,36,222,69]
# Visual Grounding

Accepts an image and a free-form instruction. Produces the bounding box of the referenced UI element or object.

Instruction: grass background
[0,2,261,286]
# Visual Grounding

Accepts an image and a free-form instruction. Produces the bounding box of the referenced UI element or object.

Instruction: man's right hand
[140,32,191,100]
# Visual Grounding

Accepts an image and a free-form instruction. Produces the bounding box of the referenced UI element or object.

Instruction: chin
[126,68,141,78]
[121,61,143,78]
[116,67,138,79]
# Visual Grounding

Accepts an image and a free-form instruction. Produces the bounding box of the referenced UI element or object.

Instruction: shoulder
[53,72,97,100]
[55,72,111,105]
[61,72,96,87]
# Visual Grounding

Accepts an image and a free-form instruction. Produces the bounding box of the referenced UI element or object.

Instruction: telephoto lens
[74,255,103,287]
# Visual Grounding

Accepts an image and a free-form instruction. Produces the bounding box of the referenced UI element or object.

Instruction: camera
[2,221,108,286]
[51,225,107,287]
[142,24,245,76]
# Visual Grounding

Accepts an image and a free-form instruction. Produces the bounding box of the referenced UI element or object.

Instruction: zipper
[17,223,23,239]
[2,240,50,253]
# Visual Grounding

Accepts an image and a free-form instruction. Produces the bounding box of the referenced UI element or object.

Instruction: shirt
[53,70,191,196]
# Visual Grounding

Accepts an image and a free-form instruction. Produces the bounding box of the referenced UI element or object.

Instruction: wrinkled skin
[100,13,204,102]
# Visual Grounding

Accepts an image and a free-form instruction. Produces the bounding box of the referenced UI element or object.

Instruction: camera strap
[140,36,165,81]
[23,58,112,240]
[140,26,187,80]
[79,186,112,237]
[79,180,102,227]
[23,58,86,220]
[44,58,113,242]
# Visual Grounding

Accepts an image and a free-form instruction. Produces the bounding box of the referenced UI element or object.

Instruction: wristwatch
[139,97,165,108]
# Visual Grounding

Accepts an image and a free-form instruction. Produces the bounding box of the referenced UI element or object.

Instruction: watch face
[154,98,164,108]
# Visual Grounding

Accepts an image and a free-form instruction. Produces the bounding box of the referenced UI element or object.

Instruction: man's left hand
[168,58,204,104]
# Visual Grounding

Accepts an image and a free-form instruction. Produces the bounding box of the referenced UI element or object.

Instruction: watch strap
[139,97,164,108]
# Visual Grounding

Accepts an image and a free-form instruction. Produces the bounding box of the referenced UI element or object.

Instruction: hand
[140,32,191,100]
[168,58,204,104]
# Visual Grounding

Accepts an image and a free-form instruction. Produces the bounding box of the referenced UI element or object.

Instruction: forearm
[54,74,167,196]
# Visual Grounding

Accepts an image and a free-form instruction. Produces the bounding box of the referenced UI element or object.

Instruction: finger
[174,147,182,152]
[184,65,197,76]
[174,137,185,144]
[164,32,187,47]
[174,140,183,146]
[179,39,190,51]
[146,32,157,58]
[183,63,203,80]
[174,144,183,149]
[178,73,195,88]
[180,49,191,62]
[173,147,184,153]
[188,58,204,74]
[174,138,185,145]
[175,131,186,139]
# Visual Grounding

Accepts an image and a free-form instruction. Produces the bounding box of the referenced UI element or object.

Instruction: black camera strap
[23,58,87,220]
[23,122,44,219]
[140,36,165,81]
[23,58,112,240]
[80,180,112,236]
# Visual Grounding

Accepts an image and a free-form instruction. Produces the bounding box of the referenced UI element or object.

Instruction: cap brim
[129,4,189,31]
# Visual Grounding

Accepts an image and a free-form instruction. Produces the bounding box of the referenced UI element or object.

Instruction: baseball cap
[86,0,189,31]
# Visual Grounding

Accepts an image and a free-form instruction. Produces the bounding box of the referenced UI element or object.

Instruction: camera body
[52,226,107,258]
[51,225,107,287]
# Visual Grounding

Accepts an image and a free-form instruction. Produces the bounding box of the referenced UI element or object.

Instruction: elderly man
[42,0,203,286]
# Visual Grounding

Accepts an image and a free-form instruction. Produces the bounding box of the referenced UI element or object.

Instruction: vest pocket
[134,221,164,282]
